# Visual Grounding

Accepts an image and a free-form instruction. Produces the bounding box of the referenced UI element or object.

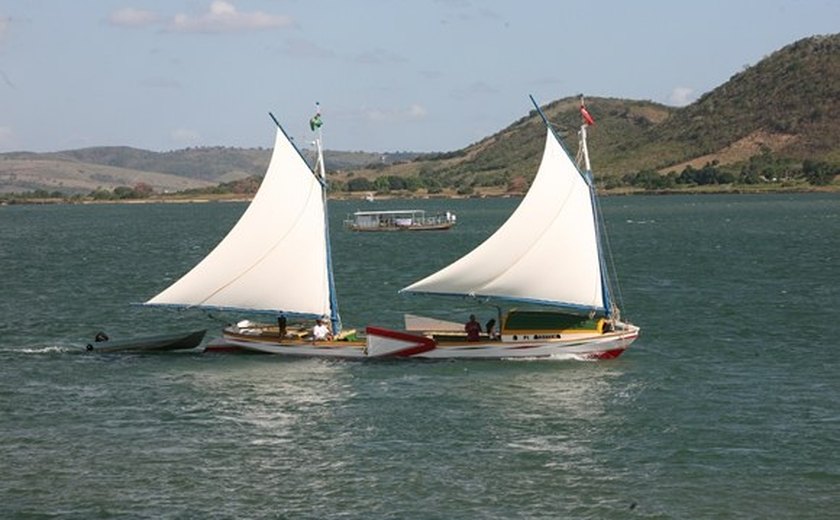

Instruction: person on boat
[277,315,288,338]
[312,318,332,341]
[464,314,482,342]
[485,318,498,340]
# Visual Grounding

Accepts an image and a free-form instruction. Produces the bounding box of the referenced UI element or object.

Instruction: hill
[651,33,840,168]
[335,34,839,193]
[335,97,676,189]
[2,34,837,197]
[0,144,424,195]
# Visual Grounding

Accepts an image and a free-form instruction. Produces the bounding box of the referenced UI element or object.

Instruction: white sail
[401,127,606,314]
[145,126,332,318]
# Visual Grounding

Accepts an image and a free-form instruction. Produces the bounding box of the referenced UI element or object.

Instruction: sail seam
[471,135,580,296]
[193,180,323,309]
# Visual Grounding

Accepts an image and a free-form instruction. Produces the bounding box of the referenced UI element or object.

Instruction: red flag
[580,105,595,126]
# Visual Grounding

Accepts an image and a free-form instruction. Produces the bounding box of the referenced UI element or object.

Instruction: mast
[579,97,592,173]
[528,95,587,184]
[577,95,613,319]
[312,102,342,334]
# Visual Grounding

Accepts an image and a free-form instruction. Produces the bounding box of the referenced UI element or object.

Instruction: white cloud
[669,86,695,106]
[169,1,293,33]
[171,128,201,145]
[407,104,428,118]
[108,8,159,27]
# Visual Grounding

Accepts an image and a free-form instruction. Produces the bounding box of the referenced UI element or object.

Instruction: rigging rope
[593,194,627,320]
[574,126,628,321]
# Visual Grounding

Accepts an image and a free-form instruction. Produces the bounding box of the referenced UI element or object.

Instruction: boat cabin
[499,309,606,341]
[405,309,608,343]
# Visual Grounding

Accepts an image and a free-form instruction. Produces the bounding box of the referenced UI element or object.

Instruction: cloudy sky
[0,0,837,153]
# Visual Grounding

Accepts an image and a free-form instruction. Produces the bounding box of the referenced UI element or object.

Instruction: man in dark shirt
[465,314,482,341]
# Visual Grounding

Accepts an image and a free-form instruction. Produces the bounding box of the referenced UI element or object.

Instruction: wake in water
[1,344,85,354]
[506,353,587,362]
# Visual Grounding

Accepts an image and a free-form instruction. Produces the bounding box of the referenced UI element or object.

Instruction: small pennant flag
[580,105,595,126]
[309,102,322,131]
[309,114,322,131]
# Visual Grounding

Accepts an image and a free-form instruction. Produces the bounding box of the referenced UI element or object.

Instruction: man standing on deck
[465,314,482,342]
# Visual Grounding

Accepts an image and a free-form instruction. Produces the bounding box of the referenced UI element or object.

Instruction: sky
[0,0,837,154]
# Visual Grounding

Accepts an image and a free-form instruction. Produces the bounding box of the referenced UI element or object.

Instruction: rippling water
[1,194,838,518]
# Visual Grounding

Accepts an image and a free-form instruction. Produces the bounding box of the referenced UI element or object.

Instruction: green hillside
[651,34,840,165]
[336,34,839,194]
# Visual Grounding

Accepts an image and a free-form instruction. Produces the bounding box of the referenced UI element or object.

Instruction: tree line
[617,150,836,190]
[2,149,836,203]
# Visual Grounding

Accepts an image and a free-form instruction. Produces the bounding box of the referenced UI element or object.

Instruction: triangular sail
[401,126,607,315]
[145,123,333,319]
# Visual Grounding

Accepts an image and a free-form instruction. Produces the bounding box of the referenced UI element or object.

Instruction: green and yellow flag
[310,102,322,131]
[309,114,322,131]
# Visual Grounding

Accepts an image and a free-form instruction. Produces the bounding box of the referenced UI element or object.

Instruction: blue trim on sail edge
[529,95,613,319]
[137,302,322,320]
[322,175,342,334]
[268,112,326,188]
[399,290,607,316]
[588,182,613,319]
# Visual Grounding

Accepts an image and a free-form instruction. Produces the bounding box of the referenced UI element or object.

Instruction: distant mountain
[2,34,837,195]
[337,34,839,190]
[0,144,425,194]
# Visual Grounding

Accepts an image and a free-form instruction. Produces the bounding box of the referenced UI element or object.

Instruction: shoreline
[1,183,838,206]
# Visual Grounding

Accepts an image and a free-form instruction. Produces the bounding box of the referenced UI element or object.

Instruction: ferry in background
[343,209,456,232]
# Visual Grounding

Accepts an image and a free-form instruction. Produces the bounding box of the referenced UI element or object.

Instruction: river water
[1,193,838,518]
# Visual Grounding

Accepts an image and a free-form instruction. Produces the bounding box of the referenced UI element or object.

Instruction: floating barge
[343,210,456,232]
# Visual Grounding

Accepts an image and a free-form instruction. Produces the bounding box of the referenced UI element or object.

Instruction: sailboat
[211,96,638,359]
[362,95,640,360]
[144,108,372,355]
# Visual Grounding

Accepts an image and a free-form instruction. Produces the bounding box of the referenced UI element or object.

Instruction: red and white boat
[381,95,640,360]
